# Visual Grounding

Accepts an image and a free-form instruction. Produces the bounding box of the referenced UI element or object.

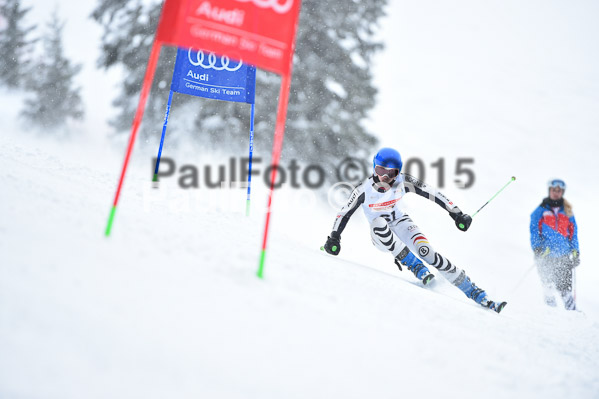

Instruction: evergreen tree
[21,11,84,129]
[0,0,37,88]
[91,0,178,139]
[92,0,385,164]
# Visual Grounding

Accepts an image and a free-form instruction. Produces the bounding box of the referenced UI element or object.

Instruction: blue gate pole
[153,90,174,183]
[246,103,255,216]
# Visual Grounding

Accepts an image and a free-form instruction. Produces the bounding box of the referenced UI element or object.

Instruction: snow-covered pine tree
[92,0,385,164]
[274,0,385,163]
[0,0,37,89]
[91,0,178,140]
[21,11,84,130]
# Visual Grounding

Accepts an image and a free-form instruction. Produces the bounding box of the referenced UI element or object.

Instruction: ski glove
[323,234,341,256]
[569,250,580,267]
[534,247,550,258]
[450,211,472,232]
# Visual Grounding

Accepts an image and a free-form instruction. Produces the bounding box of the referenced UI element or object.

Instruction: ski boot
[544,296,557,307]
[395,252,435,285]
[480,297,507,313]
[456,275,507,313]
[407,263,435,286]
[560,291,576,311]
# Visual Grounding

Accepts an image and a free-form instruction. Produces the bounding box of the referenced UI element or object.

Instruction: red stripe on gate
[112,41,162,207]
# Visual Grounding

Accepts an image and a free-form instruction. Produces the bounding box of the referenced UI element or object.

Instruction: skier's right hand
[534,247,550,258]
[323,234,341,256]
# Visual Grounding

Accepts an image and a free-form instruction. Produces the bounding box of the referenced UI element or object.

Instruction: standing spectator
[530,179,580,310]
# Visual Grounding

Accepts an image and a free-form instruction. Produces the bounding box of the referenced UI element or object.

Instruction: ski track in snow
[1,133,598,399]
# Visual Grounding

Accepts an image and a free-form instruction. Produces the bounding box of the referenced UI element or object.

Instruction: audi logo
[234,0,294,14]
[187,49,244,72]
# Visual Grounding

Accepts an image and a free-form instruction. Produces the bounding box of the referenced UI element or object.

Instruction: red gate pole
[257,72,293,278]
[105,40,163,236]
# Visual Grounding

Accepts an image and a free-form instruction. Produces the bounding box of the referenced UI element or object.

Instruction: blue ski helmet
[373,147,403,174]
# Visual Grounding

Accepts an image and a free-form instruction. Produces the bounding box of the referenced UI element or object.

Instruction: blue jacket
[530,198,579,257]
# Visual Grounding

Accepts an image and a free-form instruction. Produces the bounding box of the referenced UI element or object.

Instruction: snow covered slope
[1,130,598,399]
[3,0,599,397]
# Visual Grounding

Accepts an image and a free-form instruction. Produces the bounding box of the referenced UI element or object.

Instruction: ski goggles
[549,179,566,190]
[375,165,399,178]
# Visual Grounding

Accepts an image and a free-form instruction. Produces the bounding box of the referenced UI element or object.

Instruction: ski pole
[572,267,577,304]
[509,263,536,294]
[465,176,516,228]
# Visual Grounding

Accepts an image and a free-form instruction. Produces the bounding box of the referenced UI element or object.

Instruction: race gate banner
[171,47,256,103]
[156,0,301,75]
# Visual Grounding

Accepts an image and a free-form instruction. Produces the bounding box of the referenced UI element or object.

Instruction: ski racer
[530,179,579,310]
[322,147,507,313]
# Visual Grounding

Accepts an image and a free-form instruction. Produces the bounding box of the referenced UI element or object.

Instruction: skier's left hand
[451,211,472,232]
[569,250,580,267]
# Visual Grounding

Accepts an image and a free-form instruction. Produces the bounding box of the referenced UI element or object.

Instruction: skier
[323,147,506,313]
[530,179,579,310]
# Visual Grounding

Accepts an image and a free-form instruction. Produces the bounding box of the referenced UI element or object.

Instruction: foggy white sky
[370,0,599,147]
